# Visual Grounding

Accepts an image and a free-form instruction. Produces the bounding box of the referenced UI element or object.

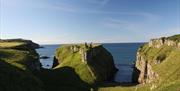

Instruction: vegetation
[35,67,91,91]
[167,34,180,42]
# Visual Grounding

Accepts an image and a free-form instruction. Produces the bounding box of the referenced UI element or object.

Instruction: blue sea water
[36,43,144,82]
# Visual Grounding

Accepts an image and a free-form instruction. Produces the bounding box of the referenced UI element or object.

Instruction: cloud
[86,0,110,5]
[49,2,158,21]
[148,27,180,38]
[102,19,135,30]
[102,18,153,31]
[51,2,78,13]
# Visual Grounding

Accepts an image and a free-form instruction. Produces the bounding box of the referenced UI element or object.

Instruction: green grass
[167,34,180,42]
[0,42,25,48]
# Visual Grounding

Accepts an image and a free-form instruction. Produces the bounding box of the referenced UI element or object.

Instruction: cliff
[98,34,180,91]
[133,34,180,90]
[0,39,43,91]
[54,44,118,84]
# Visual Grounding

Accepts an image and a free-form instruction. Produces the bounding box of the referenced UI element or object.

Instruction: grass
[0,42,25,48]
[167,34,180,42]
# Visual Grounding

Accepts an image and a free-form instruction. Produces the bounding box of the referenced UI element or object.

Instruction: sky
[0,0,180,44]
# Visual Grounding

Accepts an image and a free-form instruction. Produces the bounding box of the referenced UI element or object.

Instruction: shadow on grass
[0,60,43,91]
[35,67,91,91]
[0,49,14,58]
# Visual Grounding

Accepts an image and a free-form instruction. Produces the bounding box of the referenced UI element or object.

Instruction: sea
[36,43,144,83]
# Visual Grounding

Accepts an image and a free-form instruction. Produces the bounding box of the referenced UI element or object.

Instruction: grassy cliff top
[0,42,25,48]
[0,39,39,49]
[167,34,180,42]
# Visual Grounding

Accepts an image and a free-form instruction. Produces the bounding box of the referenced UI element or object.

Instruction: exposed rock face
[54,44,118,84]
[135,52,158,84]
[149,37,180,48]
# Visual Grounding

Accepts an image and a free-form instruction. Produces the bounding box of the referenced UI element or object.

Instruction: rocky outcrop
[135,52,158,84]
[149,35,180,48]
[54,43,118,84]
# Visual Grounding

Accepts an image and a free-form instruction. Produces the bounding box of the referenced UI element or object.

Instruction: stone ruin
[69,43,99,63]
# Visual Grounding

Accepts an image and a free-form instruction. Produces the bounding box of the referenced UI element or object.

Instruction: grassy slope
[55,45,98,84]
[0,42,44,91]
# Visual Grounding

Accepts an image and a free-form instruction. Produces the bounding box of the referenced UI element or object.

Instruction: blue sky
[1,0,180,44]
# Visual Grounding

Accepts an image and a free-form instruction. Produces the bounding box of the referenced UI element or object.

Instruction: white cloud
[101,17,159,31]
[86,0,110,5]
[148,27,180,39]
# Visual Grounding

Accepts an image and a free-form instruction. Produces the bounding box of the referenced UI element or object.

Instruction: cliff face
[54,44,118,84]
[135,52,158,84]
[133,34,180,90]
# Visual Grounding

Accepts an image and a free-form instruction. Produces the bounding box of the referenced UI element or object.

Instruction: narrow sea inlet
[36,43,144,83]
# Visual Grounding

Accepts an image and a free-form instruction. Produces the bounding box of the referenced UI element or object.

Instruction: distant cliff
[54,44,118,84]
[133,34,180,90]
[0,38,40,49]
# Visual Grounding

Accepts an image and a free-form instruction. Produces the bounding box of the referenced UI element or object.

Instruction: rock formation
[54,43,118,84]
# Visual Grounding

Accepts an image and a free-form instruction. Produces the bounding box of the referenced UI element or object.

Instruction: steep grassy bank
[35,67,91,91]
[0,40,43,91]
